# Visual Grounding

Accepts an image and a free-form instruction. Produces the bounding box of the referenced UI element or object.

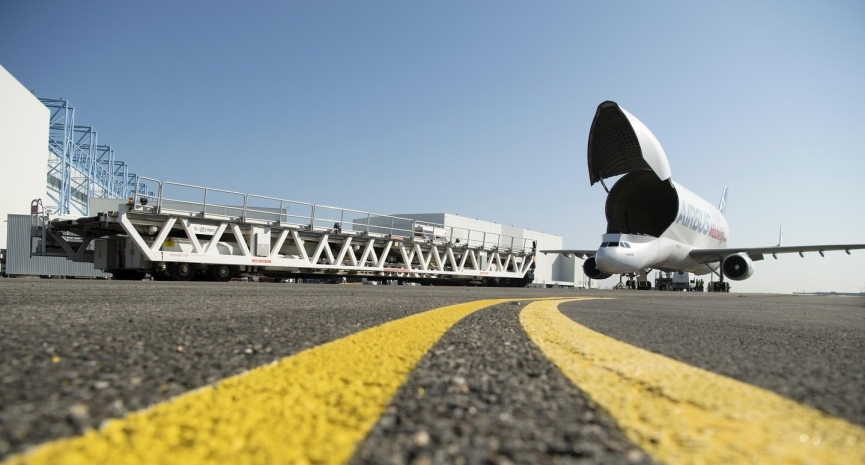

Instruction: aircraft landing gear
[710,267,730,292]
[624,273,636,289]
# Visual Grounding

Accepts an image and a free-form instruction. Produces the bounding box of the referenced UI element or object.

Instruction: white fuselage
[595,181,729,275]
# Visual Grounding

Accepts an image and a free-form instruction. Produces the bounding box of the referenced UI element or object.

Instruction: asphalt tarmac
[0,279,863,463]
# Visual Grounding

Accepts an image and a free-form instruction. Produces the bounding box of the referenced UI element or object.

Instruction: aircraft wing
[539,250,596,259]
[689,244,865,263]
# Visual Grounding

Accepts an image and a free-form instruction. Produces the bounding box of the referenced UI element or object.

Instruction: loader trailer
[30,179,536,286]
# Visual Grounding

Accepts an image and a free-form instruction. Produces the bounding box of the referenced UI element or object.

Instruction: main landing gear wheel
[209,265,233,282]
[171,262,195,281]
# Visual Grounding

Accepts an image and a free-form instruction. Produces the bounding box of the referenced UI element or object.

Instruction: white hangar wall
[440,214,565,285]
[0,65,48,250]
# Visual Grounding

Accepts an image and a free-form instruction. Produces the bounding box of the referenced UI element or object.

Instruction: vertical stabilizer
[718,187,728,216]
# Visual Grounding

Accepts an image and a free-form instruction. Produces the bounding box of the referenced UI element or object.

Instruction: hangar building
[1,65,149,277]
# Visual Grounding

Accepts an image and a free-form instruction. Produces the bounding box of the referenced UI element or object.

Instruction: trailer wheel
[171,262,195,281]
[209,265,233,282]
[659,284,666,291]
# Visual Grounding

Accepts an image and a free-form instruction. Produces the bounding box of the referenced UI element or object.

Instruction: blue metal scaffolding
[39,98,150,215]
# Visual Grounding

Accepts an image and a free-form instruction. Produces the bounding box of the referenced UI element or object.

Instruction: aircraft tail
[718,187,728,216]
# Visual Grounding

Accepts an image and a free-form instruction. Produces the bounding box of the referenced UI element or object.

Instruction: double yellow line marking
[6,299,514,465]
[6,298,865,464]
[522,299,865,464]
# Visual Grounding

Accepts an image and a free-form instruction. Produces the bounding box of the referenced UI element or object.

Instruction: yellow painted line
[5,298,518,465]
[520,299,865,464]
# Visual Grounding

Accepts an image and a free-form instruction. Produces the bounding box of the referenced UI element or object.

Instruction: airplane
[542,101,865,290]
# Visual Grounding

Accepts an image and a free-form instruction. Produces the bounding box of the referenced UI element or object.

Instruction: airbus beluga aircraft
[543,101,865,289]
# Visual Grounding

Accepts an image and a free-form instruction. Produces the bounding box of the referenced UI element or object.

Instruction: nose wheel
[622,273,637,289]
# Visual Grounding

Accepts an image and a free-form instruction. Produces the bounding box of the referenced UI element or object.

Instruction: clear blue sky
[2,1,863,293]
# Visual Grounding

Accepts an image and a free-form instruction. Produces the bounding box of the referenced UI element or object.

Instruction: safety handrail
[130,179,535,253]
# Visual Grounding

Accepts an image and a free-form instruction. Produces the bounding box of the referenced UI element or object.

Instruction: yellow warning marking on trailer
[520,299,865,464]
[4,299,520,465]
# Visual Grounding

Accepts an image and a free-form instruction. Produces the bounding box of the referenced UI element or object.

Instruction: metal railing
[133,178,535,253]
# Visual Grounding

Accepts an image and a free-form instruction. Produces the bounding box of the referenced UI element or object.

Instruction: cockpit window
[622,242,630,248]
[600,242,608,247]
[607,242,619,247]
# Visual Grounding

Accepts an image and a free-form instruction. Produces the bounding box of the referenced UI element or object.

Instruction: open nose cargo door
[587,100,672,186]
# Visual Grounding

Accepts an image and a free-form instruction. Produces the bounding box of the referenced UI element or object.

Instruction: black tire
[209,265,233,282]
[171,262,195,281]
[659,285,666,291]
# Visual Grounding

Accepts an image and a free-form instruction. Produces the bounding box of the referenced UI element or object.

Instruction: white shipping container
[5,214,109,278]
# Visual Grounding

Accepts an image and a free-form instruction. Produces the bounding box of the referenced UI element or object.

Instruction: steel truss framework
[34,179,537,284]
[39,98,149,216]
[114,214,535,280]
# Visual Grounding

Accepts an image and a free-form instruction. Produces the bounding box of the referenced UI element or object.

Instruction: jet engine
[721,253,755,280]
[583,256,612,280]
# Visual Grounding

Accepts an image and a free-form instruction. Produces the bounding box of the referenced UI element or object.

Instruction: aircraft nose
[596,244,637,273]
[595,247,620,273]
